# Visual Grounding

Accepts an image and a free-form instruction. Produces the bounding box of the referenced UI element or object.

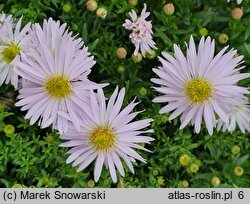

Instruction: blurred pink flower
[217,99,250,133]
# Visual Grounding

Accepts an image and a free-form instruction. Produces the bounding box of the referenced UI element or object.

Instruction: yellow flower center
[185,79,212,103]
[90,126,115,152]
[2,44,21,64]
[45,76,72,99]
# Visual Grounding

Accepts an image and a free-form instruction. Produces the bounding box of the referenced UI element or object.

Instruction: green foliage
[0,0,249,188]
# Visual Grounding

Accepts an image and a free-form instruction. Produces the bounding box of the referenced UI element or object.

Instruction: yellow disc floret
[185,79,212,103]
[2,44,21,64]
[45,76,72,99]
[90,126,115,153]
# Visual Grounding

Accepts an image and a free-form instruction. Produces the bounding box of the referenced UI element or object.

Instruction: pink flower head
[60,87,154,182]
[152,36,250,135]
[123,3,157,57]
[14,35,106,134]
[29,18,83,53]
[217,98,250,133]
[0,14,31,89]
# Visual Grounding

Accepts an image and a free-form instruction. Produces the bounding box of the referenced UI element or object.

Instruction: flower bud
[12,184,23,188]
[63,4,71,13]
[194,160,202,167]
[103,179,110,185]
[72,24,78,31]
[182,180,189,188]
[157,177,165,185]
[47,135,53,142]
[139,87,147,96]
[179,154,190,166]
[96,7,107,19]
[161,115,168,124]
[231,145,240,154]
[152,170,159,176]
[199,28,208,36]
[131,53,142,63]
[211,176,220,187]
[189,164,199,173]
[231,145,240,155]
[128,0,138,6]
[87,179,95,188]
[218,33,229,44]
[116,47,127,59]
[231,7,243,20]
[163,3,175,15]
[117,65,125,74]
[87,0,98,12]
[4,124,15,134]
[145,50,157,59]
[234,166,244,176]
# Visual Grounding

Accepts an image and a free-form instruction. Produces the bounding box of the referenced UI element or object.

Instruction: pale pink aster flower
[60,87,154,182]
[0,12,13,32]
[123,3,157,57]
[217,99,250,133]
[227,0,243,4]
[14,36,106,134]
[29,18,88,80]
[0,14,30,89]
[152,36,250,135]
[30,17,82,53]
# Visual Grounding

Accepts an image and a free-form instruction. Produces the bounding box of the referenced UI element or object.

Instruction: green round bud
[218,33,229,44]
[47,135,53,142]
[72,24,78,31]
[161,115,168,124]
[152,170,159,176]
[139,87,147,96]
[211,176,220,187]
[179,154,190,166]
[87,179,95,188]
[194,160,202,167]
[189,164,199,173]
[145,50,157,59]
[199,28,208,36]
[63,4,71,13]
[4,124,15,134]
[157,178,165,185]
[234,166,244,176]
[182,180,189,188]
[103,179,110,185]
[12,184,23,188]
[117,66,125,73]
[231,145,240,155]
[131,53,142,63]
